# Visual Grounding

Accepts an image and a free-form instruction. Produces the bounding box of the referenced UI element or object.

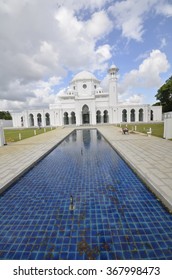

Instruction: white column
[24,111,29,128]
[42,111,46,127]
[127,108,130,123]
[135,108,139,122]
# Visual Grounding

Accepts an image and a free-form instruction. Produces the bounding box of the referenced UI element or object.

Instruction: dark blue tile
[68,253,76,260]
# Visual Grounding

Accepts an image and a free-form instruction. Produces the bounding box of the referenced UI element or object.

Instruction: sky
[0,0,172,111]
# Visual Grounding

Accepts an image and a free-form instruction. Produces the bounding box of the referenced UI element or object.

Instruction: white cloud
[54,7,113,70]
[85,10,113,39]
[155,2,172,17]
[160,38,167,49]
[108,0,156,41]
[96,45,112,63]
[56,0,111,12]
[108,0,172,41]
[119,49,170,103]
[0,0,171,110]
[0,1,113,110]
[123,94,144,105]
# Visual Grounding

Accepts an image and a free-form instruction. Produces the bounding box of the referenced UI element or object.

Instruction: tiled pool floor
[0,129,172,260]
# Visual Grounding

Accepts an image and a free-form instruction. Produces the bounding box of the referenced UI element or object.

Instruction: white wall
[0,126,5,146]
[0,119,13,127]
[163,112,172,139]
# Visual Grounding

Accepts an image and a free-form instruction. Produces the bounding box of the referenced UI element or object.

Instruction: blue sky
[0,0,172,110]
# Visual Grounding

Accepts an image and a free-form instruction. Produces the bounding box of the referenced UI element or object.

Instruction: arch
[130,109,135,122]
[139,108,143,121]
[21,116,24,127]
[71,111,76,124]
[64,112,69,125]
[96,110,101,123]
[103,110,109,123]
[151,110,153,121]
[45,113,50,126]
[122,109,127,122]
[37,113,42,127]
[29,113,34,126]
[82,105,90,124]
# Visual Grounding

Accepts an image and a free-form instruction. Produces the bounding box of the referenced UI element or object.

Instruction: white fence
[163,112,172,139]
[0,119,13,127]
[0,126,5,146]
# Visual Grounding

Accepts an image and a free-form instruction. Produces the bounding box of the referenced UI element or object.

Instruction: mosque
[11,65,162,127]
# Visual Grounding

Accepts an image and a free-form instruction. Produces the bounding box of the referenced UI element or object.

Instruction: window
[83,84,87,89]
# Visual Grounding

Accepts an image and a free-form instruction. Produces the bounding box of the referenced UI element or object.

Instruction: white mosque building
[12,65,162,127]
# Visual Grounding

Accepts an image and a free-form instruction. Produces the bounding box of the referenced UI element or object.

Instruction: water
[0,129,172,260]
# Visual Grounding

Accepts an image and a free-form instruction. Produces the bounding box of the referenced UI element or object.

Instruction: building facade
[12,65,162,127]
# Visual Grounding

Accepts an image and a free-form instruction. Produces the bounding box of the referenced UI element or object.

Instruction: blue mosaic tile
[0,129,172,260]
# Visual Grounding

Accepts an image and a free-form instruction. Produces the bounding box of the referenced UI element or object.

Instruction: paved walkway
[0,125,172,211]
[98,126,172,211]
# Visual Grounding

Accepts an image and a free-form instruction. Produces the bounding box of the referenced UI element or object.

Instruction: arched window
[139,109,143,121]
[130,109,135,122]
[151,110,153,121]
[71,112,76,124]
[96,110,101,123]
[82,105,90,124]
[37,113,42,127]
[21,116,24,127]
[122,109,127,122]
[103,110,109,123]
[45,113,50,126]
[64,112,69,125]
[29,114,34,126]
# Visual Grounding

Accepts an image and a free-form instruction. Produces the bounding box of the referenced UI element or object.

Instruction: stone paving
[98,126,172,211]
[0,125,172,211]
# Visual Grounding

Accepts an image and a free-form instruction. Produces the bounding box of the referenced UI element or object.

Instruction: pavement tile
[98,125,172,211]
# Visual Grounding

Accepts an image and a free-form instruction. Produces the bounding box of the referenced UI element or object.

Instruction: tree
[0,111,12,120]
[155,76,172,112]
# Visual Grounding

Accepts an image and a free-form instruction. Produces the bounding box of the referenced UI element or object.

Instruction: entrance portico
[82,105,90,124]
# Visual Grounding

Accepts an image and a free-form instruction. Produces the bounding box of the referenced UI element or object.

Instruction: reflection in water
[82,129,91,149]
[71,130,76,142]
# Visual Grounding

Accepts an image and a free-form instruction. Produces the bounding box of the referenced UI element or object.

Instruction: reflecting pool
[0,129,172,260]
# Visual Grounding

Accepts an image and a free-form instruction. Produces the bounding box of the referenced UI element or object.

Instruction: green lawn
[4,127,55,142]
[3,123,165,142]
[118,122,164,138]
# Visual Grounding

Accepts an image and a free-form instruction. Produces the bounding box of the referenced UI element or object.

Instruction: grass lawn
[4,127,55,142]
[118,122,164,138]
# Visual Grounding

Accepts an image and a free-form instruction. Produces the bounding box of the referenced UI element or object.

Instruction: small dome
[108,64,119,74]
[72,71,98,82]
[110,64,118,69]
[96,86,103,91]
[67,87,71,93]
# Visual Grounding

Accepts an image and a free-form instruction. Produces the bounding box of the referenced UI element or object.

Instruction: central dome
[72,71,98,82]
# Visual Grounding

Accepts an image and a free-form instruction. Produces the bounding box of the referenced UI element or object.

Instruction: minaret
[108,64,119,106]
